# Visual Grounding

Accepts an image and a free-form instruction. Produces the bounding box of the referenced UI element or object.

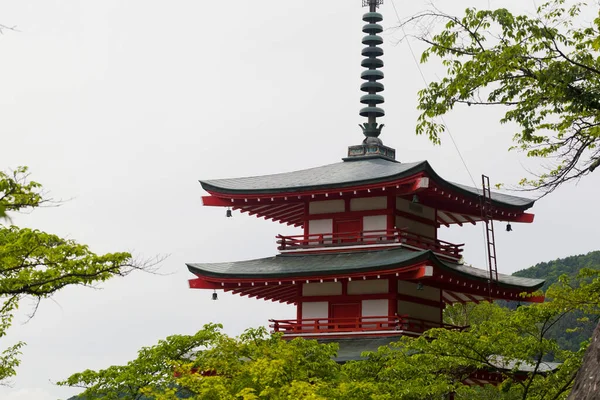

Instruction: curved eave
[200,159,535,212]
[200,160,426,197]
[186,248,544,292]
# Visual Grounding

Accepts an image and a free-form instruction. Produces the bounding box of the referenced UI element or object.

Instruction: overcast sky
[1,0,598,399]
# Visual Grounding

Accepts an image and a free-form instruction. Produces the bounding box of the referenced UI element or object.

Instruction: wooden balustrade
[276,229,464,259]
[269,315,466,336]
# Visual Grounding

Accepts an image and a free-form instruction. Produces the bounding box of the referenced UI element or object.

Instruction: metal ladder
[481,175,498,282]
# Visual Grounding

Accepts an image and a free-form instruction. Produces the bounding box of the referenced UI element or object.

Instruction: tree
[61,268,600,399]
[404,0,600,193]
[568,322,600,399]
[57,324,225,400]
[58,325,340,400]
[0,166,156,382]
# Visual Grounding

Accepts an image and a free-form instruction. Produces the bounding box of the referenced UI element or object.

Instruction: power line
[389,0,478,189]
[389,0,491,272]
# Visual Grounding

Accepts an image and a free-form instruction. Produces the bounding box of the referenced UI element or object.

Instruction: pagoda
[187,0,544,359]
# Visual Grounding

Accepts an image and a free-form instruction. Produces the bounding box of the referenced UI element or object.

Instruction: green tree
[341,301,584,400]
[61,272,599,400]
[60,264,600,399]
[59,326,340,400]
[58,324,225,400]
[405,0,600,193]
[0,167,155,382]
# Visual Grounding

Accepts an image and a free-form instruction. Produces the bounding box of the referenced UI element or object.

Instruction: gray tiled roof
[200,158,535,209]
[320,337,561,371]
[490,356,561,373]
[187,248,544,290]
[319,336,402,362]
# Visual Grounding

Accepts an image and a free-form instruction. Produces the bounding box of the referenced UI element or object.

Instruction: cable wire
[390,0,478,189]
[390,0,492,277]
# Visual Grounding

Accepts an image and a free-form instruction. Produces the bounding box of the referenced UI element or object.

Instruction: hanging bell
[412,195,419,204]
[226,208,232,218]
[212,291,218,301]
[506,223,513,232]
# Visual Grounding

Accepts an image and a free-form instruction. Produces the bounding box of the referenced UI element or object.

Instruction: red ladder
[481,175,498,282]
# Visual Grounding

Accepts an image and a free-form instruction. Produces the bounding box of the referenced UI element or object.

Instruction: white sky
[0,0,598,398]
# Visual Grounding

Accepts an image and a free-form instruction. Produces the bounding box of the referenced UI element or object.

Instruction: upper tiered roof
[201,157,536,227]
[201,158,534,209]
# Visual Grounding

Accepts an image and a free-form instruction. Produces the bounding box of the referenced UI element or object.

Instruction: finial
[345,0,395,161]
[362,0,383,11]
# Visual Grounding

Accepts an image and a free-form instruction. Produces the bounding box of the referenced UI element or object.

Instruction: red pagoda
[187,0,544,358]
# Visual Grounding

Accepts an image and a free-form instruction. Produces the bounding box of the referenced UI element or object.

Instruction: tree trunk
[569,321,600,399]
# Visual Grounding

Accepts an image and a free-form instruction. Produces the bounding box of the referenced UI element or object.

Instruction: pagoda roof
[320,336,401,363]
[187,247,544,291]
[200,158,535,211]
[320,337,561,374]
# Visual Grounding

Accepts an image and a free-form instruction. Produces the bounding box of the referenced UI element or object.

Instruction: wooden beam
[462,214,478,225]
[443,212,464,226]
[188,278,221,289]
[201,196,233,207]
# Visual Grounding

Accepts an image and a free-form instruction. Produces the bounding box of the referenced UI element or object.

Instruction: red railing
[276,229,464,260]
[269,315,466,336]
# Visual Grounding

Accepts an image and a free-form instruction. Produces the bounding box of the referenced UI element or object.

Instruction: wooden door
[330,302,361,331]
[334,219,362,243]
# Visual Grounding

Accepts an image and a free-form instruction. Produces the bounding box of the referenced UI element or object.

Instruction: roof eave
[199,161,535,212]
[186,250,545,291]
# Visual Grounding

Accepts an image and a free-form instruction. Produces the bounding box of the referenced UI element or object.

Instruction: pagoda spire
[360,0,385,138]
[346,0,396,161]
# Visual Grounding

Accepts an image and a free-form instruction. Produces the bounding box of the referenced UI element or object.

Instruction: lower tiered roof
[187,248,544,303]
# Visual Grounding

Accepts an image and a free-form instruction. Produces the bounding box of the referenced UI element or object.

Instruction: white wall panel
[397,281,440,301]
[308,219,332,236]
[362,299,388,317]
[397,300,441,323]
[348,279,388,295]
[396,216,435,239]
[363,215,387,232]
[302,282,342,296]
[301,302,329,331]
[309,200,345,214]
[396,197,435,220]
[350,196,387,211]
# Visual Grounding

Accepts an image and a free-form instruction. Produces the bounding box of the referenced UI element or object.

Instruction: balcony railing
[269,315,467,337]
[276,228,464,260]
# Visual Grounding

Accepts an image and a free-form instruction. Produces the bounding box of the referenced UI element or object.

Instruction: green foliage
[150,327,341,400]
[514,251,600,352]
[0,226,133,297]
[59,324,224,400]
[514,251,600,292]
[61,302,584,399]
[62,326,341,400]
[347,296,585,399]
[0,167,43,220]
[408,0,600,192]
[0,166,151,383]
[62,253,600,399]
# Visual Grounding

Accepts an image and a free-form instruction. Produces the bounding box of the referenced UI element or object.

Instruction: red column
[388,277,398,317]
[387,195,395,231]
[296,284,303,321]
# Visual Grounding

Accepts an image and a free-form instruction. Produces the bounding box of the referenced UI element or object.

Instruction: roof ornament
[346,0,397,162]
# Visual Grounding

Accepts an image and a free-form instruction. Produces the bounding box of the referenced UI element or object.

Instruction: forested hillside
[514,251,600,291]
[513,250,600,352]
